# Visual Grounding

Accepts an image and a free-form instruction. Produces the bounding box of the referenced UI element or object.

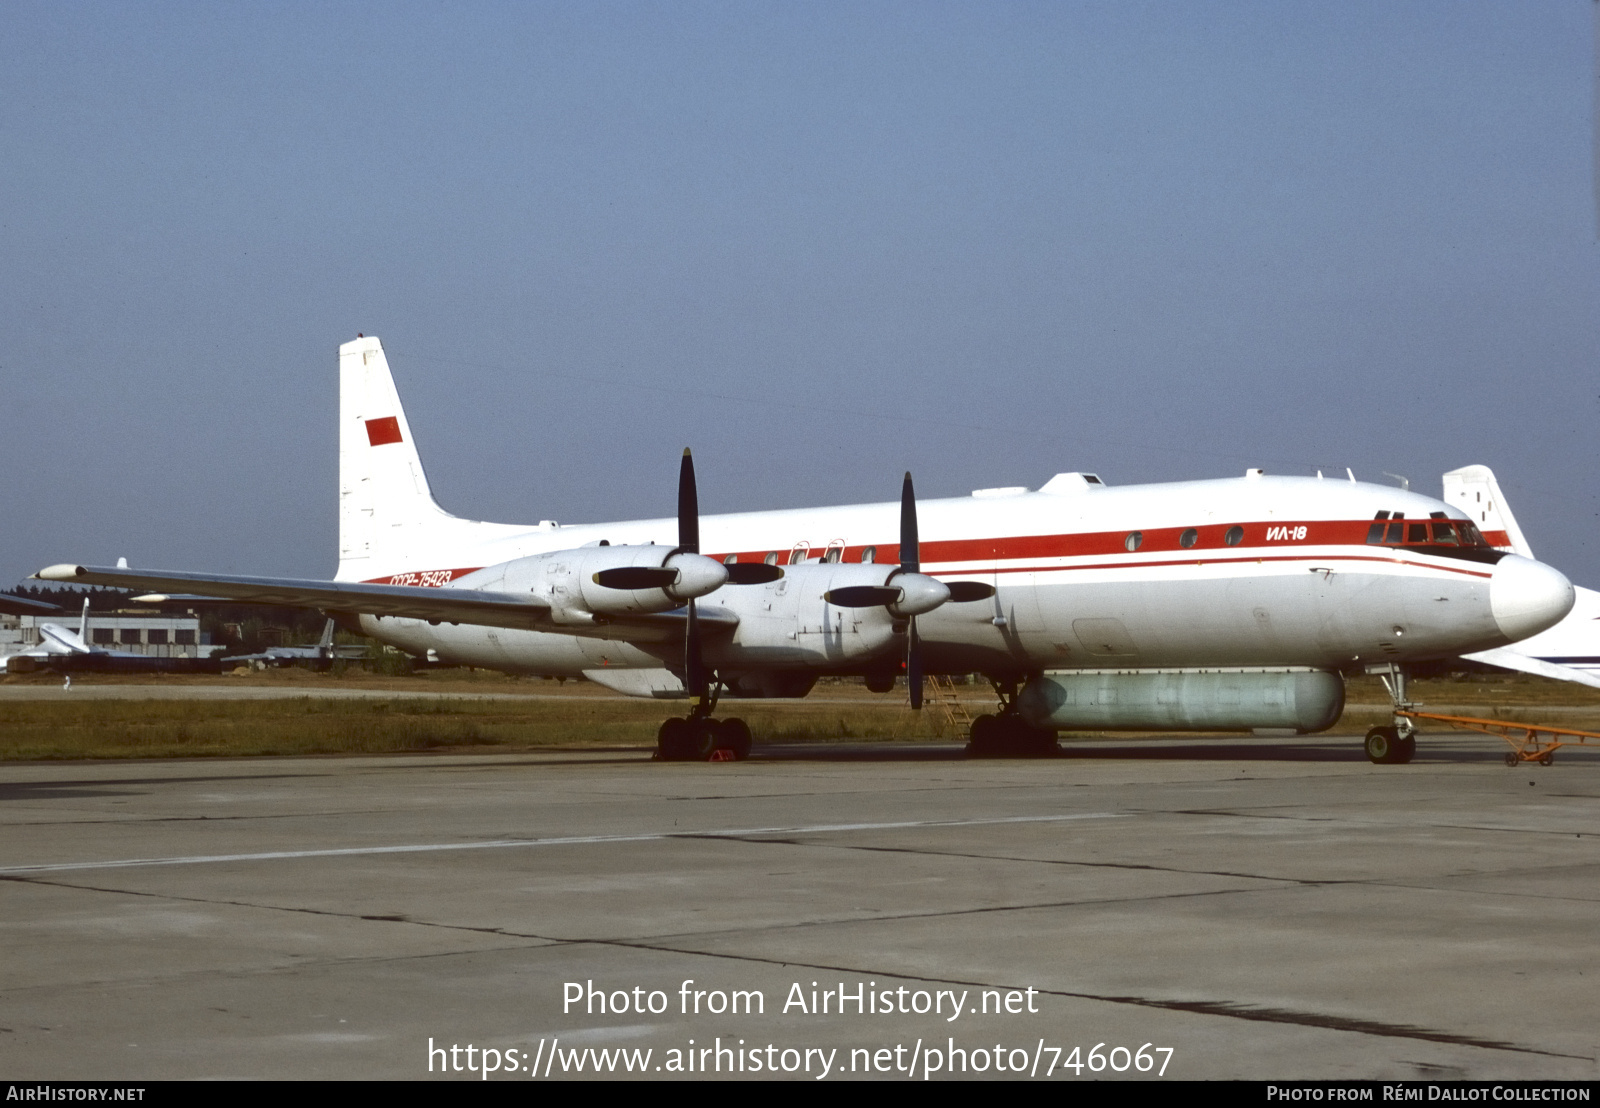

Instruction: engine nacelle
[709,563,909,668]
[1017,668,1345,734]
[493,545,728,621]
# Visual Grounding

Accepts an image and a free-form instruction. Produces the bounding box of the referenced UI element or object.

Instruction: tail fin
[1441,465,1533,558]
[337,337,526,580]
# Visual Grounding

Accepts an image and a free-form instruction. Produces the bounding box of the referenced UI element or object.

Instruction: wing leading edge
[33,564,736,641]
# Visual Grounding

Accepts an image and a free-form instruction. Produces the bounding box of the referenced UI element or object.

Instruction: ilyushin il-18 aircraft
[38,336,1576,764]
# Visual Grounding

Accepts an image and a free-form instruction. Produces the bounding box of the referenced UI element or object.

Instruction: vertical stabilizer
[338,336,469,580]
[1442,465,1533,558]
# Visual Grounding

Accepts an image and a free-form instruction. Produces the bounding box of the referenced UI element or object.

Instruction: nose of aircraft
[1490,555,1574,642]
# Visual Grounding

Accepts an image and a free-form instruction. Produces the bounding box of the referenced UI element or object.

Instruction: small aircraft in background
[1,594,221,676]
[221,618,367,669]
[1443,465,1600,691]
[0,599,124,674]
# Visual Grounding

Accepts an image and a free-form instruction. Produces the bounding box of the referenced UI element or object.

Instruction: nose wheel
[656,715,752,761]
[1364,725,1416,765]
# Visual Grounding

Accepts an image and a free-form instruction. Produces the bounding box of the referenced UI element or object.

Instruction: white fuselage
[350,472,1562,682]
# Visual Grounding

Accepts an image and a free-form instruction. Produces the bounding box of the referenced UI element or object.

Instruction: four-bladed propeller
[823,472,995,709]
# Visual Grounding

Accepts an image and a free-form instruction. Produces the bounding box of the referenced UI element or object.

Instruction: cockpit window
[1371,513,1489,549]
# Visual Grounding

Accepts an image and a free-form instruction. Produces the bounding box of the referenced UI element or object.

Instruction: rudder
[337,336,467,579]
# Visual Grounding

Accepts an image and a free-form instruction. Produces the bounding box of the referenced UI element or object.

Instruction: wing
[34,564,736,641]
[1459,647,1600,692]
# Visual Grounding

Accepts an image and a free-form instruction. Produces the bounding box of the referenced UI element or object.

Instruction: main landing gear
[1365,664,1417,765]
[966,678,1059,758]
[655,693,752,763]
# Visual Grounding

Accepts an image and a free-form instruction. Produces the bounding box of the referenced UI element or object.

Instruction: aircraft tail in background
[1450,465,1600,688]
[1442,465,1532,559]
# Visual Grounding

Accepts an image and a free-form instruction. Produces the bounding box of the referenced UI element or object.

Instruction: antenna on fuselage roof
[1383,472,1410,492]
[1346,468,1357,483]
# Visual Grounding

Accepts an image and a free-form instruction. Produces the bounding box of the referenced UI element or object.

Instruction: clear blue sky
[3,1,1596,585]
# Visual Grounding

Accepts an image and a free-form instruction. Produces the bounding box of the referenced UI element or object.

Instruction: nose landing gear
[1366,664,1418,764]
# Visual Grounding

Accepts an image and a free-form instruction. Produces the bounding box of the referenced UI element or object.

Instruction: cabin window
[723,554,738,565]
[861,546,876,564]
[762,552,778,565]
[1224,526,1243,546]
[1179,528,1199,549]
[787,543,810,565]
[1124,532,1142,552]
[823,541,844,564]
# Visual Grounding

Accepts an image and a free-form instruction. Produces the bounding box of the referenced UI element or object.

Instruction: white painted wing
[1459,647,1600,691]
[33,564,736,641]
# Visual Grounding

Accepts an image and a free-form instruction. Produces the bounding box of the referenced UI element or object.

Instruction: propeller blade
[907,619,923,710]
[899,471,919,574]
[593,567,678,590]
[824,585,901,607]
[678,448,699,555]
[944,581,996,603]
[685,598,708,704]
[725,563,783,585]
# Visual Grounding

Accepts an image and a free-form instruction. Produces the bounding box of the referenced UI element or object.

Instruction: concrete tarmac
[1,733,1596,1081]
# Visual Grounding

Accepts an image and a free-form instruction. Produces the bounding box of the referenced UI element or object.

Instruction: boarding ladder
[923,675,976,736]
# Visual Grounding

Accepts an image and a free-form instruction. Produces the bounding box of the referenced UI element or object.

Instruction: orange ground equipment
[1396,709,1600,767]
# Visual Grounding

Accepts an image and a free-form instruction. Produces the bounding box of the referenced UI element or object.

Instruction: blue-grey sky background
[3,1,1596,588]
